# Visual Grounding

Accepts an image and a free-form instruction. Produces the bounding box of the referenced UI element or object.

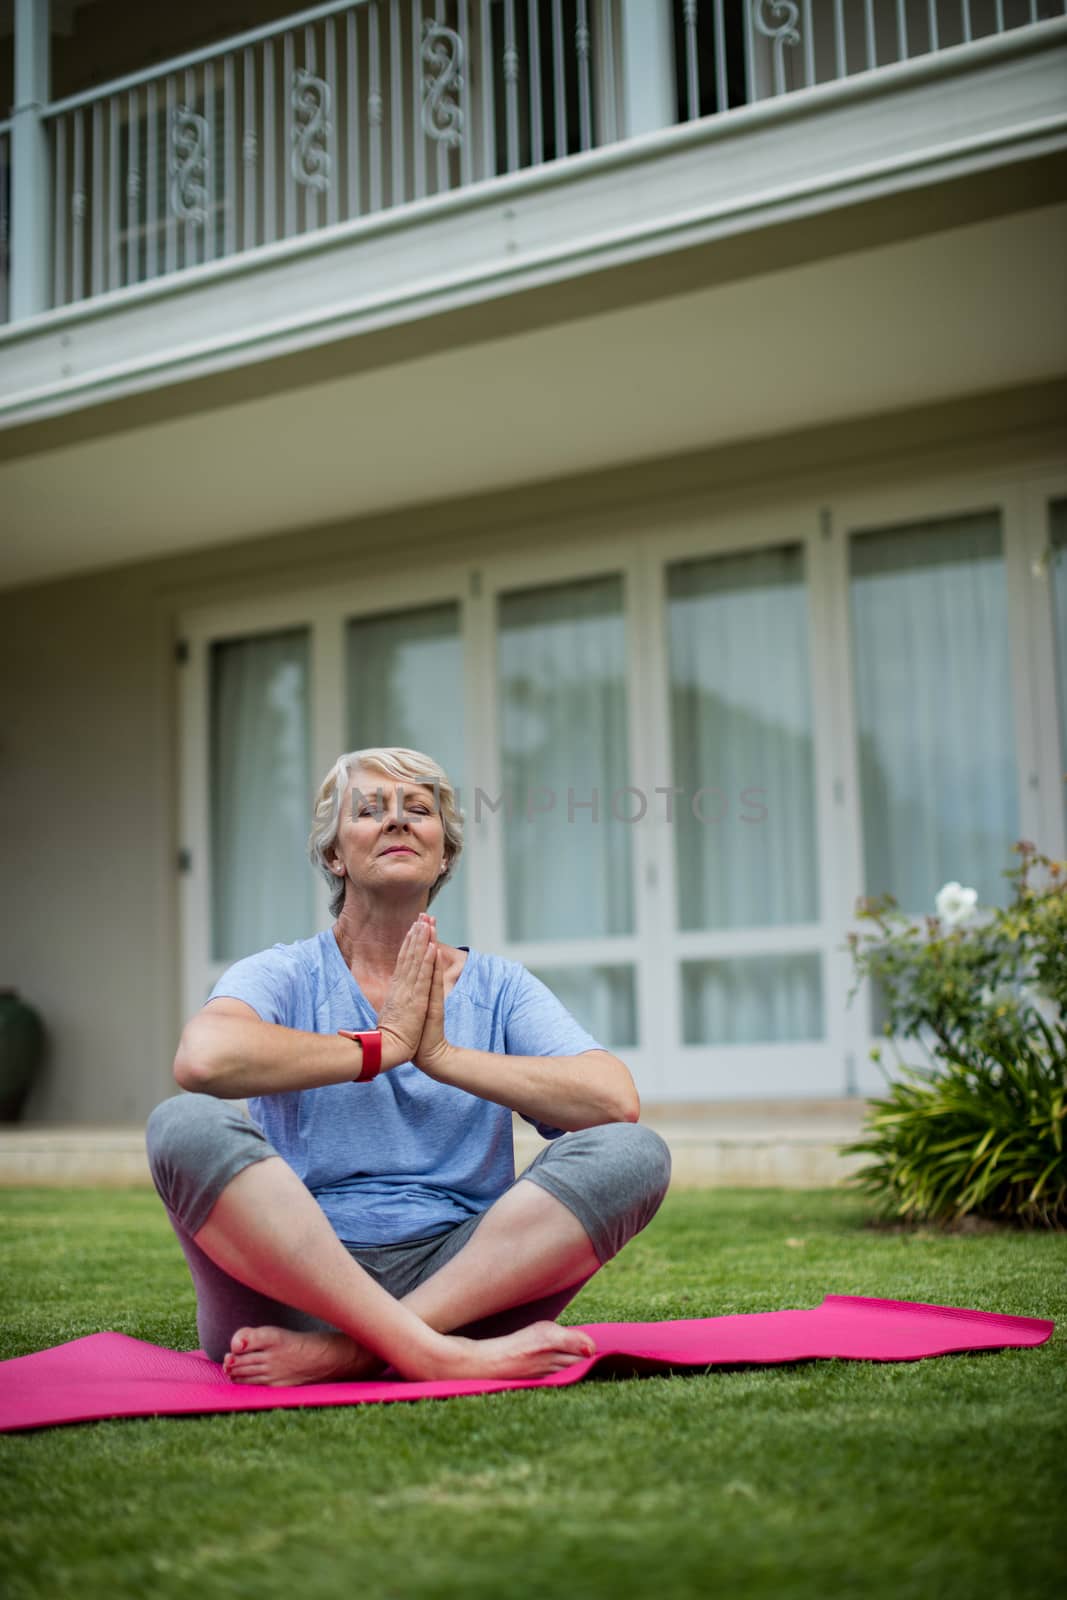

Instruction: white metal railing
[0,121,10,324]
[675,0,1066,119]
[41,0,619,311]
[0,0,1064,325]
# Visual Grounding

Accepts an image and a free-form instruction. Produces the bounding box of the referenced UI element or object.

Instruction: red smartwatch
[337,1028,382,1082]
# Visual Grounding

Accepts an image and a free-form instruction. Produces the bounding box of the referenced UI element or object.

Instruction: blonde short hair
[308,747,464,917]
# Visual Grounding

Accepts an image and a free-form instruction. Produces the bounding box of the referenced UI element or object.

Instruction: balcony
[0,0,1065,428]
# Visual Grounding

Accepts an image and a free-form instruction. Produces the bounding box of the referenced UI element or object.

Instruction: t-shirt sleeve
[206,946,303,1029]
[504,966,606,1140]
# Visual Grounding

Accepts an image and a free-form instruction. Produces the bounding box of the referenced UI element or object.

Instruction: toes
[531,1321,595,1358]
[229,1325,281,1357]
[226,1359,259,1379]
[226,1355,275,1384]
[554,1324,596,1358]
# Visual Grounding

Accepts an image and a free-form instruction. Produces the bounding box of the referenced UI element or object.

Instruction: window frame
[1022,471,1067,863]
[832,472,1045,1095]
[178,563,472,1021]
[177,461,1063,1099]
[644,499,843,1095]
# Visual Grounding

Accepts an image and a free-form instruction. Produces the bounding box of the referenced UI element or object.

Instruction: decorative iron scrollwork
[291,67,332,192]
[753,0,801,93]
[170,106,210,224]
[421,20,464,147]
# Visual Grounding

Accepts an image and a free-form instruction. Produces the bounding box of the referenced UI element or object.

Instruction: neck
[332,894,431,977]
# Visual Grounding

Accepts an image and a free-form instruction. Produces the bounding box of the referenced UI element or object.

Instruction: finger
[423,946,445,1020]
[415,936,437,991]
[397,918,430,981]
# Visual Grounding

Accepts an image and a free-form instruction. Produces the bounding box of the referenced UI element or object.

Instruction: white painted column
[618,0,676,138]
[11,0,51,321]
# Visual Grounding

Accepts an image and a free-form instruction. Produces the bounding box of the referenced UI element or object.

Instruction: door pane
[528,965,638,1049]
[666,545,820,931]
[1049,498,1067,840]
[345,602,466,944]
[210,629,314,961]
[849,510,1018,912]
[681,954,824,1045]
[497,575,634,941]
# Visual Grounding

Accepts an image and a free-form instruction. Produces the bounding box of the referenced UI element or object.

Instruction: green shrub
[844,843,1067,1228]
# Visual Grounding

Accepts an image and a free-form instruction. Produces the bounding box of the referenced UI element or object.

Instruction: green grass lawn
[1,1186,1064,1600]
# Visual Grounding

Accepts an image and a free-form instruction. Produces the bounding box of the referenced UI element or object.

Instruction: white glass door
[644,511,847,1099]
[665,542,824,1048]
[482,556,644,1054]
[179,467,1062,1097]
[1046,496,1067,845]
[848,508,1019,912]
[345,599,468,946]
[834,485,1044,1092]
[1020,477,1067,863]
[209,627,316,963]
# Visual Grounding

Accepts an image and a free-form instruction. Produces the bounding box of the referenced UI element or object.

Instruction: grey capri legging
[146,1093,672,1364]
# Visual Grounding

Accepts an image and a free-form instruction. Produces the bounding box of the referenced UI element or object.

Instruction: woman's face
[330,765,447,901]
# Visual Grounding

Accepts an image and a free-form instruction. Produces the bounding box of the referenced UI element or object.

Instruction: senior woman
[147,747,671,1386]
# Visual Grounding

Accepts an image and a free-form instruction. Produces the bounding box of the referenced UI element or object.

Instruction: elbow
[606,1064,640,1125]
[618,1087,641,1124]
[587,1088,639,1129]
[172,1021,219,1095]
[595,1054,640,1124]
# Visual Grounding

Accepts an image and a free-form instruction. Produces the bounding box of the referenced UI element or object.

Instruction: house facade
[1,0,1065,1125]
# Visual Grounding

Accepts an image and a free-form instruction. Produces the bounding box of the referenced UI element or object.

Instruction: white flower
[935,881,979,927]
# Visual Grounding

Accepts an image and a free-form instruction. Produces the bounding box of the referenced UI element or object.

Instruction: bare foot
[222,1326,385,1387]
[438,1320,597,1382]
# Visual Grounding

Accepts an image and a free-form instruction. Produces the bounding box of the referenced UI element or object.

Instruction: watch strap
[337,1028,383,1081]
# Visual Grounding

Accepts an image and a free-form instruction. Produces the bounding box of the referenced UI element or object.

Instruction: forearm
[174,1014,363,1098]
[425,1046,639,1131]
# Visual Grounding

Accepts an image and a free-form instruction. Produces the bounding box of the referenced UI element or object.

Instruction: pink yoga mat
[0,1295,1052,1433]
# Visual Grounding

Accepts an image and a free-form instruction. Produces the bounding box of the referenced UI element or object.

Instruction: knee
[561,1120,671,1216]
[596,1120,672,1207]
[553,1121,671,1263]
[145,1092,231,1202]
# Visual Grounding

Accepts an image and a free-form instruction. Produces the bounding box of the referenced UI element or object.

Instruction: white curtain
[849,511,1018,913]
[529,964,637,1049]
[345,603,467,946]
[210,630,314,962]
[497,575,633,942]
[682,954,823,1045]
[1050,498,1067,841]
[666,545,822,1046]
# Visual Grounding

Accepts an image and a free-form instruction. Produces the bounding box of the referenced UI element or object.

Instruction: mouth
[380,847,416,856]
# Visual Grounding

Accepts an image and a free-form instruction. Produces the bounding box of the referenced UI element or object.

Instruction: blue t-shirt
[207,928,603,1247]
